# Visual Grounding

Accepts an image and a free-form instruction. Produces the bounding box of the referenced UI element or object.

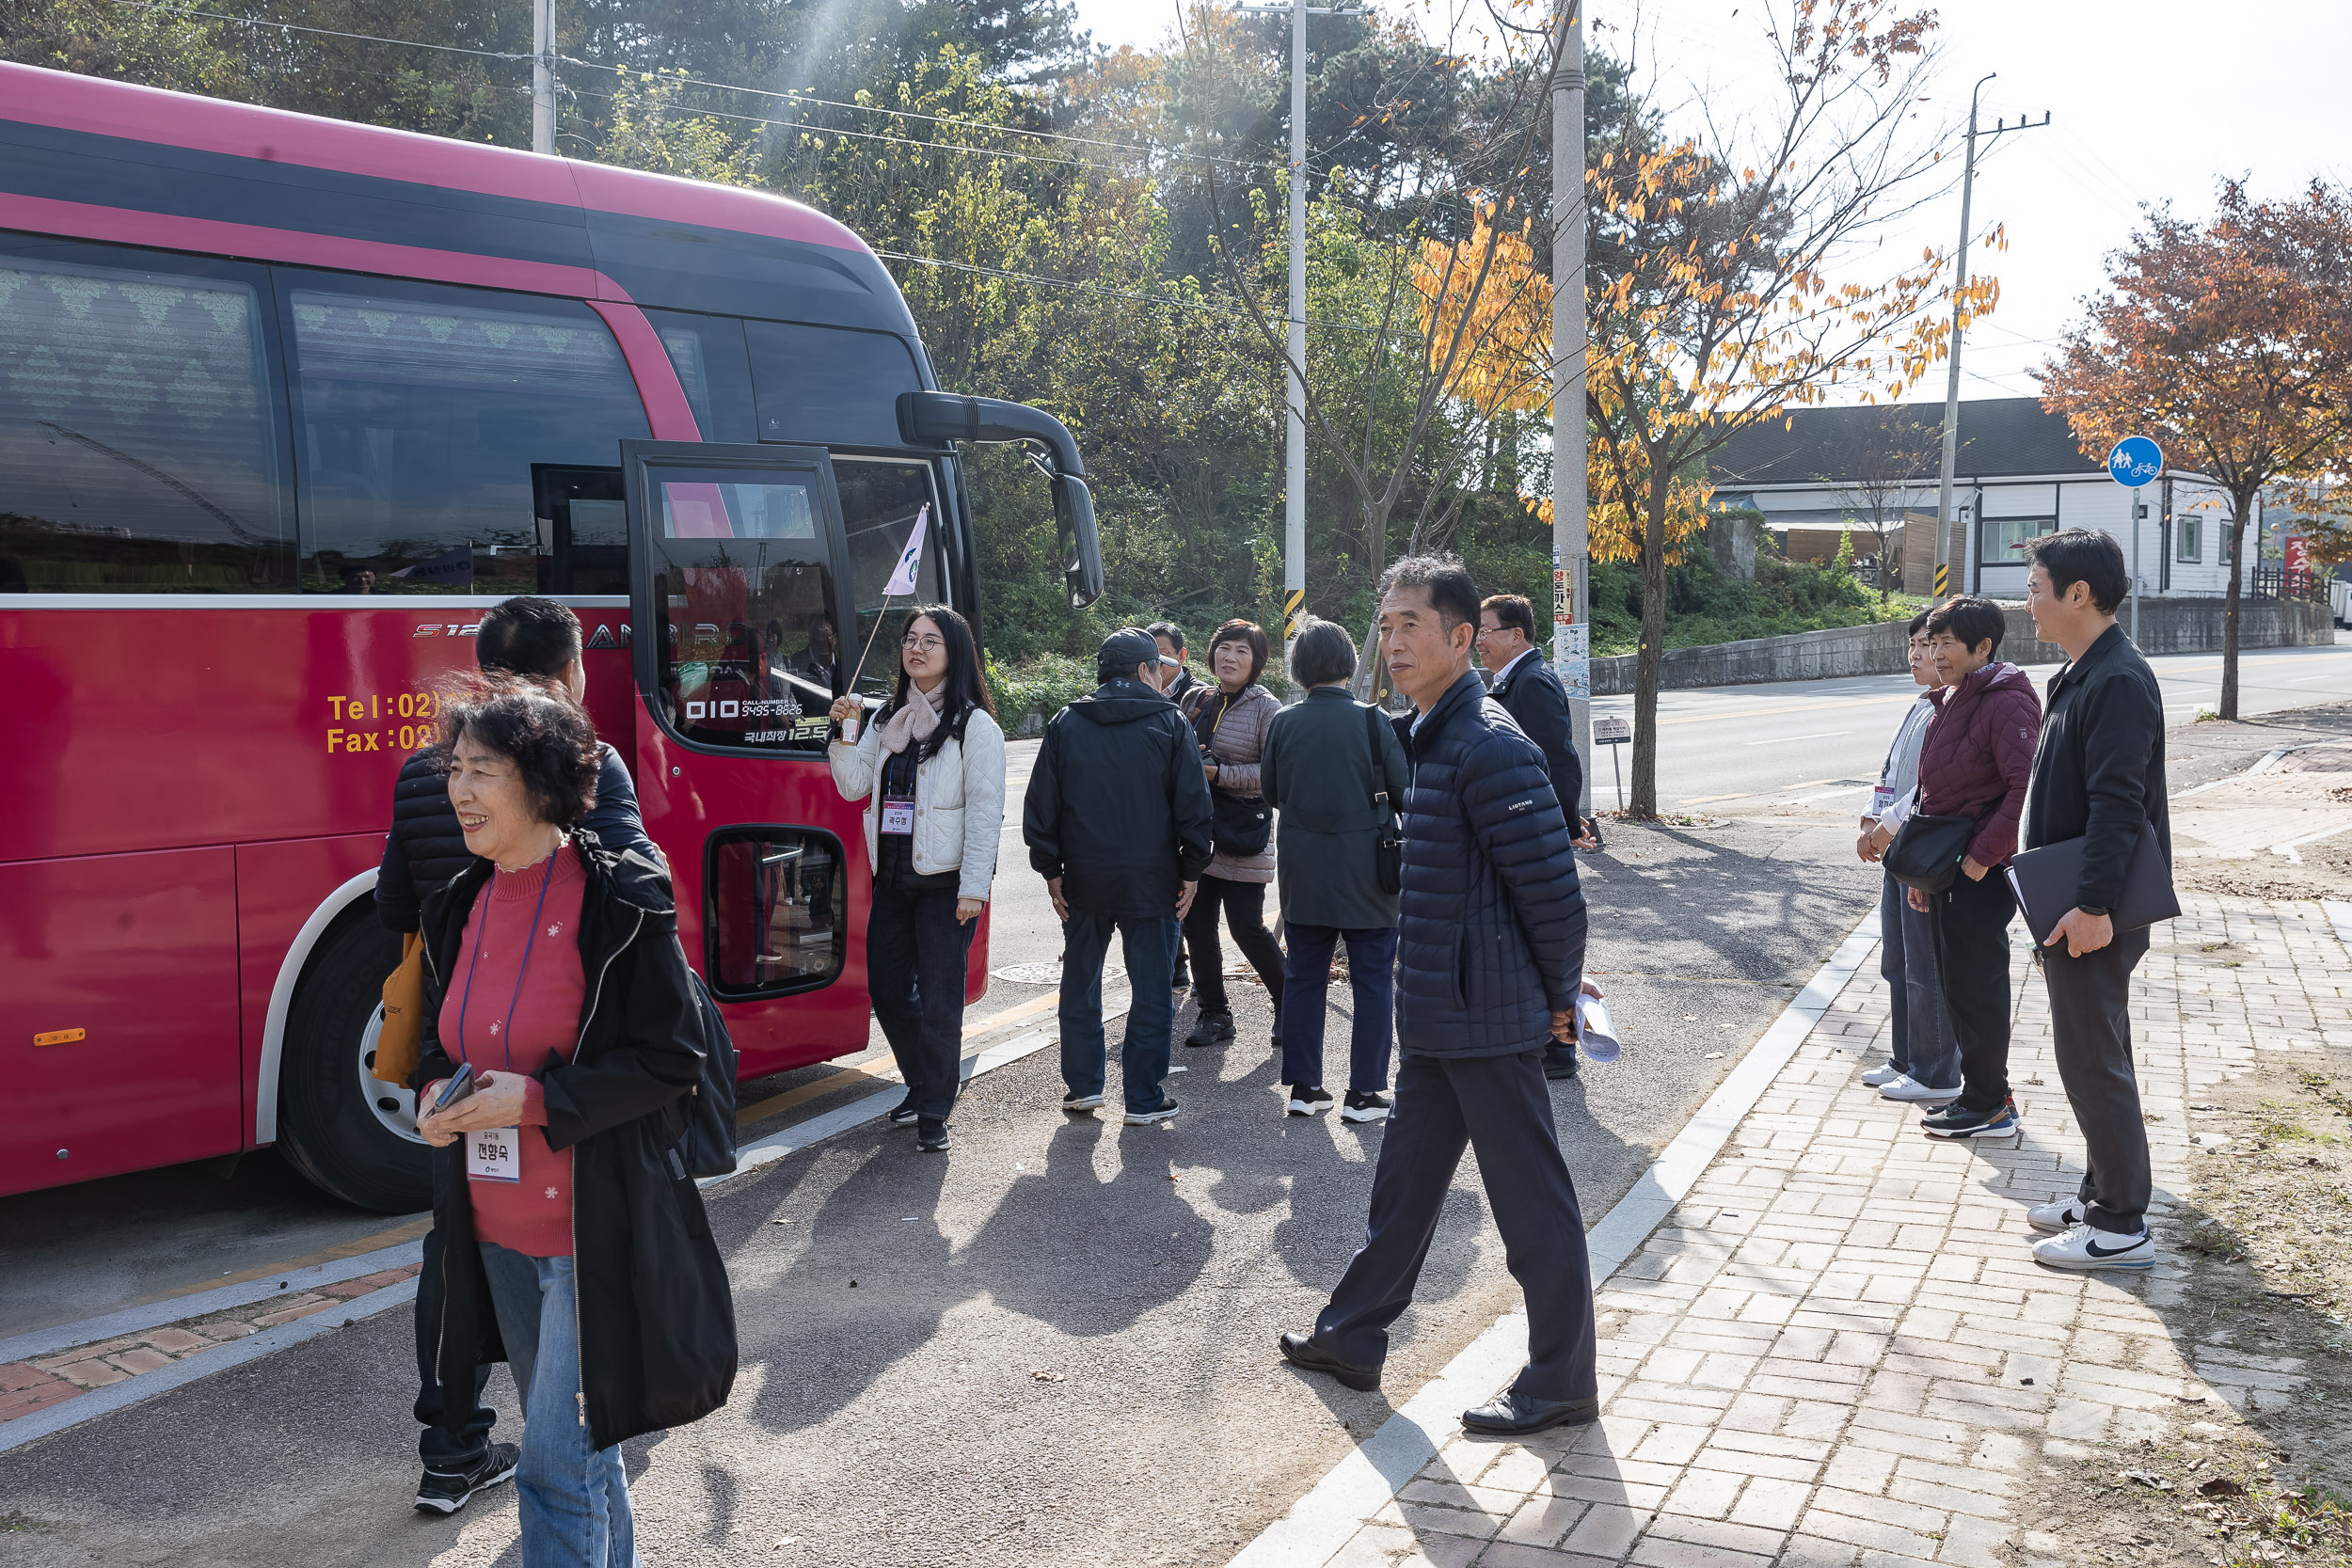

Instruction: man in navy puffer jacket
[1279,556,1604,1437]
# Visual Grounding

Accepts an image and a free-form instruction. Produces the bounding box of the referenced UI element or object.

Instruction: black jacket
[411,833,736,1451]
[1023,678,1216,920]
[377,742,656,933]
[1260,686,1410,929]
[1488,650,1585,817]
[2023,624,2170,911]
[1394,672,1588,1056]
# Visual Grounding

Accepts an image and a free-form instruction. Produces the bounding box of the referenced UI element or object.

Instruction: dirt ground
[2015,960,2352,1567]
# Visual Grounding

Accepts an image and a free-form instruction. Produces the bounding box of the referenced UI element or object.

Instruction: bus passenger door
[621,441,873,1081]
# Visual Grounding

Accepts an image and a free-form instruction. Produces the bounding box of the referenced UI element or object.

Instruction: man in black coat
[1024,627,1215,1125]
[383,595,661,1516]
[1279,557,1605,1437]
[2016,531,2169,1273]
[1478,594,1596,1080]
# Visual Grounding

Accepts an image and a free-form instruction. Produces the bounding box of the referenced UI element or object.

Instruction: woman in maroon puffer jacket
[1904,595,2042,1140]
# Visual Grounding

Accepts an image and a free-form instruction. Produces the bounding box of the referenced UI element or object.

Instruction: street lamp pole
[1550,1,1591,815]
[532,0,555,155]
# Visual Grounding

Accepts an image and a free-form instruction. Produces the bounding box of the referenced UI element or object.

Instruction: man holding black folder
[2017,531,2170,1272]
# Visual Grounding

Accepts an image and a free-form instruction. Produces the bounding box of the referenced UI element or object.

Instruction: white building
[1708,397,2247,600]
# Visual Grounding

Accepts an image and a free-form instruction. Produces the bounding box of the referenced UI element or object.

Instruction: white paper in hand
[1575,992,1620,1064]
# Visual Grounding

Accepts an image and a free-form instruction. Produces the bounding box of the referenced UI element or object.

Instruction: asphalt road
[1588,637,2352,815]
[0,763,1884,1568]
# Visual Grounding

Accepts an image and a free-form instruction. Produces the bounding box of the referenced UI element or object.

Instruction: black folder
[2004,829,2181,947]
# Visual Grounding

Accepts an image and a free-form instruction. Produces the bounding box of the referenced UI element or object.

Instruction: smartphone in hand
[431,1063,477,1113]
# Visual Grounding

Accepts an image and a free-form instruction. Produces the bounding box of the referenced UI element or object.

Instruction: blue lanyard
[456,850,558,1072]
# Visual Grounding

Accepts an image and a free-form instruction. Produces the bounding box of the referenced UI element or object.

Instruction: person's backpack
[679,969,740,1178]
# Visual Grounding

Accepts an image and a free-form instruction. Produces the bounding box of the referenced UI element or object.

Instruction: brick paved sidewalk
[1303,892,2341,1568]
[0,1265,420,1427]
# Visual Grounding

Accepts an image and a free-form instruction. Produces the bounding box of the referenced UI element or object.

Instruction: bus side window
[834,458,944,700]
[0,241,293,594]
[641,309,756,444]
[280,277,649,594]
[743,319,923,449]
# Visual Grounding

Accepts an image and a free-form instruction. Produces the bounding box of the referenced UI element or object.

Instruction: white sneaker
[1860,1062,1903,1087]
[2031,1222,2153,1271]
[1878,1074,1962,1103]
[2026,1199,2086,1235]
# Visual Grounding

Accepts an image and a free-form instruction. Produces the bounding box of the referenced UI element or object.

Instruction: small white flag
[882,504,929,596]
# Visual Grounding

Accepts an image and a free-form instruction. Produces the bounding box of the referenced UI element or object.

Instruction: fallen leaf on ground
[2123,1469,2174,1491]
[2199,1477,2248,1497]
[1033,1370,1065,1382]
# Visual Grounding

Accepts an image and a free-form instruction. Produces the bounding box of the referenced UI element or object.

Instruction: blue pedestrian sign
[2106,436,2163,487]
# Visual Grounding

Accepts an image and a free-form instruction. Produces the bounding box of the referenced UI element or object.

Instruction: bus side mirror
[1054,473,1104,610]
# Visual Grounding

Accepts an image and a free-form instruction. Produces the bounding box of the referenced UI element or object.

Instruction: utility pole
[1241,1,1359,665]
[531,0,555,155]
[1931,78,2047,599]
[1550,1,1590,814]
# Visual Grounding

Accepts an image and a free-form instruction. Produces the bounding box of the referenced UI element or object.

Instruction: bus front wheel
[277,917,435,1213]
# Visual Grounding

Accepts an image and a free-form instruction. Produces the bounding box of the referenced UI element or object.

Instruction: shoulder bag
[372,932,424,1085]
[1363,703,1403,895]
[1883,810,1979,894]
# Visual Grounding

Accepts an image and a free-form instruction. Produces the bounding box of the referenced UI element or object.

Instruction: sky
[1072,1,2352,406]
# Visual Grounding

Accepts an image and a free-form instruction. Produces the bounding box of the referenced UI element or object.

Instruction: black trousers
[414,1191,495,1468]
[1930,867,2018,1115]
[1184,873,1285,1022]
[2042,927,2153,1232]
[1315,1048,1598,1404]
[868,872,977,1122]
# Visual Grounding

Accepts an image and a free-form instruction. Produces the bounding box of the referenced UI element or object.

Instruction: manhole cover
[993,961,1125,986]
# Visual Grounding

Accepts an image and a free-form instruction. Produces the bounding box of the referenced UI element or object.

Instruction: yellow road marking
[151,1217,436,1300]
[1676,792,1754,805]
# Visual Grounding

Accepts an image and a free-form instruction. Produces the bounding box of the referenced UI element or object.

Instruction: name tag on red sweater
[466,1127,521,1183]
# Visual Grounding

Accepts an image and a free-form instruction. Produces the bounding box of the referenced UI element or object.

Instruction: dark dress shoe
[1277,1330,1380,1392]
[1543,1047,1581,1082]
[1461,1389,1598,1435]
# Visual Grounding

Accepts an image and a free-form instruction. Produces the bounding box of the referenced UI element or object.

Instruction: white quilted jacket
[828,705,1007,900]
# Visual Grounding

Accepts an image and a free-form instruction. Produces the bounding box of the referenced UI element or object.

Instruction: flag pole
[838,506,928,742]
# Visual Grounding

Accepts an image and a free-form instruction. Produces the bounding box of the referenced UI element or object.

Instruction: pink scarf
[879,681,945,755]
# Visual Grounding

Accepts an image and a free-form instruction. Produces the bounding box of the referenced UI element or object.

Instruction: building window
[1979,515,2051,566]
[2178,516,2201,562]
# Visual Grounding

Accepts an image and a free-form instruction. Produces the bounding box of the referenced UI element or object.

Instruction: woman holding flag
[827,594,1005,1152]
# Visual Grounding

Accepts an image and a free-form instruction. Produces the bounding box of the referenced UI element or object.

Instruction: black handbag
[1211,789,1272,857]
[1363,703,1402,895]
[1884,810,1978,894]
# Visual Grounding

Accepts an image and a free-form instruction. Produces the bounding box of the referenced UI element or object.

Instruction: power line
[871,248,1399,338]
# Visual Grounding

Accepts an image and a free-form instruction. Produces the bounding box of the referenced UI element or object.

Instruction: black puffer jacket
[1022,678,1215,920]
[411,833,736,1451]
[377,742,655,932]
[1394,671,1588,1056]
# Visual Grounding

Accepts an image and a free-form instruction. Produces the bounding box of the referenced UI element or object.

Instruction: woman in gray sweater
[1258,618,1410,1120]
[1179,619,1286,1050]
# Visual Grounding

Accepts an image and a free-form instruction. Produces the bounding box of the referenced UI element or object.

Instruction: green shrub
[1587,546,1912,657]
[985,651,1096,731]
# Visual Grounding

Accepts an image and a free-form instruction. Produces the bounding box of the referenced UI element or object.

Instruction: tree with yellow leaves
[1585,0,1999,815]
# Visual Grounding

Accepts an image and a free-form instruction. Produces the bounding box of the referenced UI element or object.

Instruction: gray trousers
[1879,875,1960,1089]
[2041,927,2153,1233]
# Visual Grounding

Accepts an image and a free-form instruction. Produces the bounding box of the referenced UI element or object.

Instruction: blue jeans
[479,1244,637,1568]
[1059,911,1179,1114]
[1279,923,1397,1093]
[1880,874,1960,1090]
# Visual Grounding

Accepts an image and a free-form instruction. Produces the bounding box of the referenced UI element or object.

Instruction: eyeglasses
[901,635,946,653]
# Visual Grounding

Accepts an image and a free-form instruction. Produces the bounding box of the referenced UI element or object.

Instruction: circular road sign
[2106,436,2163,487]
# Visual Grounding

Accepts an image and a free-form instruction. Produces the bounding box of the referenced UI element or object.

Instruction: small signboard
[1593,717,1631,745]
[2106,436,2163,487]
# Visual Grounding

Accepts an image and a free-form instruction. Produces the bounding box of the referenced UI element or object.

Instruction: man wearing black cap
[1024,628,1216,1123]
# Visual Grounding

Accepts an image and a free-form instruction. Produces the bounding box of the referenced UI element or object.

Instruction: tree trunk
[1355,495,1395,702]
[2220,489,2251,720]
[1629,484,1670,816]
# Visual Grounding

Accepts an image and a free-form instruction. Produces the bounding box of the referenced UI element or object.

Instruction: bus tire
[276,916,435,1213]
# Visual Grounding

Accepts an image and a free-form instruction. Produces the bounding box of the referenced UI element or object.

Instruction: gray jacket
[1260,685,1410,929]
[1183,682,1281,882]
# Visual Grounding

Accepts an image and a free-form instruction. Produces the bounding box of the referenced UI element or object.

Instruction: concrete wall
[1588,595,2336,695]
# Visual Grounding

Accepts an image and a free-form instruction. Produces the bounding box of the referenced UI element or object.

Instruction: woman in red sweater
[414,678,733,1568]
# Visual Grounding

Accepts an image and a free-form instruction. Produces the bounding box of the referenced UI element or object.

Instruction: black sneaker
[1124,1097,1179,1126]
[1920,1096,2023,1140]
[1543,1046,1581,1082]
[887,1092,919,1125]
[1184,1009,1235,1047]
[1285,1085,1333,1117]
[1062,1090,1105,1114]
[415,1442,519,1514]
[915,1117,949,1152]
[1341,1090,1391,1124]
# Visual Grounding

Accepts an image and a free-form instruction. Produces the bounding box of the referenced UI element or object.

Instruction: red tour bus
[0,63,1104,1212]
